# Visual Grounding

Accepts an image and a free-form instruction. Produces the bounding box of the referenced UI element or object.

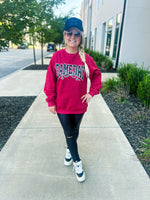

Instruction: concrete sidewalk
[0,56,149,200]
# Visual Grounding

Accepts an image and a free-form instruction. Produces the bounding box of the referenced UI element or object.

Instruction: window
[90,31,94,51]
[112,13,122,59]
[105,18,113,56]
[95,0,98,9]
[94,28,97,51]
[101,22,106,53]
[84,37,87,48]
[98,0,100,9]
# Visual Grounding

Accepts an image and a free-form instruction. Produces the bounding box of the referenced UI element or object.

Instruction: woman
[44,17,102,182]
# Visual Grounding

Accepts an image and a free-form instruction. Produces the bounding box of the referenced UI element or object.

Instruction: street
[0,48,50,79]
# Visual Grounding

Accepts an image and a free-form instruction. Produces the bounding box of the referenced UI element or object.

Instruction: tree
[0,0,38,44]
[49,16,68,47]
[34,0,65,65]
[0,0,65,65]
[44,9,75,47]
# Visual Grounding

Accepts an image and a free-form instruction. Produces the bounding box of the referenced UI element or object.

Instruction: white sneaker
[64,148,73,166]
[73,160,85,182]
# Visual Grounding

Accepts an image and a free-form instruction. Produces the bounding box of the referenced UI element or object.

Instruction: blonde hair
[63,31,89,78]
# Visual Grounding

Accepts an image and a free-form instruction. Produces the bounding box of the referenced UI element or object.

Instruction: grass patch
[138,137,150,167]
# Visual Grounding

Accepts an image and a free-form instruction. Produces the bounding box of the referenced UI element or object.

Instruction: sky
[54,0,83,18]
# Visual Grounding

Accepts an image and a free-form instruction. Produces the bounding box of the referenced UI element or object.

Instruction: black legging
[57,113,84,162]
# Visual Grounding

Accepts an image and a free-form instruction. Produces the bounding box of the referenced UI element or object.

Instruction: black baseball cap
[64,17,84,32]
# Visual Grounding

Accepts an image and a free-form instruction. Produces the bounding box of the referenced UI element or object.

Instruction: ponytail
[78,33,89,78]
[78,47,89,78]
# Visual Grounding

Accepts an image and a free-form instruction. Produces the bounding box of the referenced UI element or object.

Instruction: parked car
[47,43,55,51]
[18,43,28,49]
[0,46,9,52]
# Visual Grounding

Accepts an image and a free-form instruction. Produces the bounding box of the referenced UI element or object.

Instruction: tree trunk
[41,34,44,66]
[32,36,36,65]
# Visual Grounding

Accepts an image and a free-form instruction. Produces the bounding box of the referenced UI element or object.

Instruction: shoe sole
[76,172,86,182]
[64,159,73,166]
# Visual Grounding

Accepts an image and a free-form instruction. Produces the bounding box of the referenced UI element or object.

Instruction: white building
[80,0,150,69]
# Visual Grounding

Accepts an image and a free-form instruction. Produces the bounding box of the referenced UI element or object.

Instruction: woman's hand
[48,105,56,114]
[81,93,92,103]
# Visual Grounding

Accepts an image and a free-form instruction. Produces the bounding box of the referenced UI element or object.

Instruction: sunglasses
[65,31,81,38]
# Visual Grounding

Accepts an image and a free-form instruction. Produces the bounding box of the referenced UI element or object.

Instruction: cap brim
[64,25,83,32]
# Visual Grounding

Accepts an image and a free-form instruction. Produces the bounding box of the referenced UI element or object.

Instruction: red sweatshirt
[44,49,102,114]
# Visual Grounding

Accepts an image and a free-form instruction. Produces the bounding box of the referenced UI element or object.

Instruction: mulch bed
[99,66,117,73]
[102,92,150,177]
[23,64,48,70]
[0,96,36,151]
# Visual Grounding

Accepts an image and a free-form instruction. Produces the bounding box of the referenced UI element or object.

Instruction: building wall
[80,0,87,34]
[90,0,123,54]
[80,0,91,48]
[81,0,150,69]
[81,0,124,57]
[120,0,150,68]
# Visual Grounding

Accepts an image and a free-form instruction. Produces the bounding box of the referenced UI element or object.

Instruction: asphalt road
[0,48,50,79]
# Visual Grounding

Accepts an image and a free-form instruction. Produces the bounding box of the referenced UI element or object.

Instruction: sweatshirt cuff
[48,102,56,107]
[88,91,95,97]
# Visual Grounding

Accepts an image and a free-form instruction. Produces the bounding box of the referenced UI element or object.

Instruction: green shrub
[105,59,113,70]
[138,137,150,166]
[137,74,150,108]
[117,63,149,95]
[84,48,113,71]
[127,66,149,95]
[101,77,119,93]
[84,48,90,55]
[117,63,134,82]
[92,52,101,65]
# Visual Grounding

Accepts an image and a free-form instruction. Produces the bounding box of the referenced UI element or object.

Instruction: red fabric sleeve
[44,57,57,107]
[86,54,102,97]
